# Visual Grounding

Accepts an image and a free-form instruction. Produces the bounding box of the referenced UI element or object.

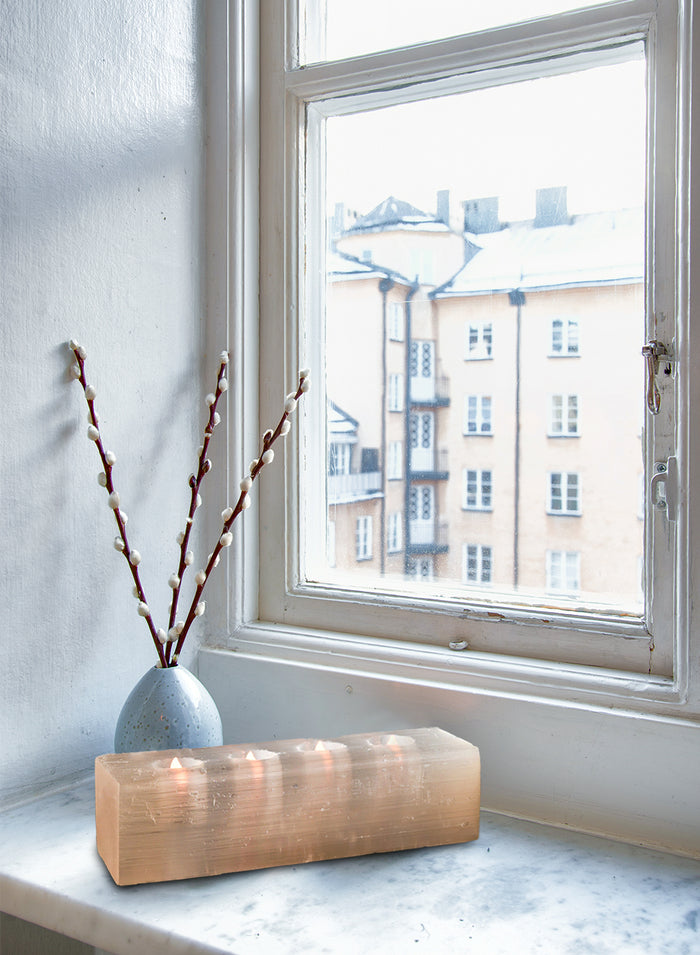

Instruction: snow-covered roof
[328,401,358,437]
[327,250,383,279]
[345,196,450,235]
[435,208,643,297]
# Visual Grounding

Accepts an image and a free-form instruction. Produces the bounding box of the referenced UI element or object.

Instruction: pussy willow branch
[169,371,309,664]
[164,353,229,665]
[69,342,167,668]
[71,339,309,668]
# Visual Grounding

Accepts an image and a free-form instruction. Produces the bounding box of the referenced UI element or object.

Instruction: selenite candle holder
[95,726,480,886]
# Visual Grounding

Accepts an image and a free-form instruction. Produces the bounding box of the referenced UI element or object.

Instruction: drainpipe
[403,281,420,577]
[509,288,526,589]
[379,276,394,577]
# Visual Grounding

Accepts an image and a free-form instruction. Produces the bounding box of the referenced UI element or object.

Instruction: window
[407,557,434,581]
[260,0,689,679]
[465,395,493,435]
[409,485,435,545]
[464,544,492,585]
[546,550,581,593]
[356,516,373,561]
[387,441,403,480]
[550,318,579,356]
[463,469,492,511]
[409,412,435,472]
[549,395,579,436]
[410,341,435,402]
[387,513,402,553]
[329,442,351,475]
[466,322,492,360]
[548,472,581,515]
[388,302,404,341]
[388,374,404,412]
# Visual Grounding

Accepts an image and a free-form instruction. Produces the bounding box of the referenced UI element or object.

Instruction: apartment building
[326,188,644,612]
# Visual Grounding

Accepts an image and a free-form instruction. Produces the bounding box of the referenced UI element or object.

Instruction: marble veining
[1,781,699,954]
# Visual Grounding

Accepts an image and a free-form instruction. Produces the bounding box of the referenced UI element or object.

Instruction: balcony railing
[328,471,382,503]
[410,374,450,406]
[410,447,449,479]
[407,519,449,552]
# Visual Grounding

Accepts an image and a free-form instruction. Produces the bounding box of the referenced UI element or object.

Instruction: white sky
[317,0,619,61]
[320,8,646,221]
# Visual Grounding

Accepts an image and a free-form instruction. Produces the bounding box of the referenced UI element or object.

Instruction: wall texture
[0,0,208,808]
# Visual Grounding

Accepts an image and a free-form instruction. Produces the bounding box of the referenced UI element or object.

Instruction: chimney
[436,190,450,226]
[463,197,500,234]
[534,186,570,228]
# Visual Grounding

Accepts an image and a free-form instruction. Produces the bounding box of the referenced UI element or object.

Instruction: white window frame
[466,321,493,360]
[547,471,582,516]
[464,395,493,435]
[387,440,403,480]
[329,441,351,475]
[388,302,404,341]
[463,468,493,511]
[464,543,493,585]
[254,0,693,700]
[546,550,581,593]
[388,373,404,412]
[548,394,579,436]
[549,317,580,356]
[387,512,402,553]
[356,515,373,561]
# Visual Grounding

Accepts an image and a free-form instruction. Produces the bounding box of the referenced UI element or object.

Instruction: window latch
[642,340,675,415]
[650,456,678,521]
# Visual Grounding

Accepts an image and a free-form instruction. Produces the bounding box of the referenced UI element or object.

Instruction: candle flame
[245,751,257,761]
[314,740,328,752]
[386,735,400,746]
[170,757,183,769]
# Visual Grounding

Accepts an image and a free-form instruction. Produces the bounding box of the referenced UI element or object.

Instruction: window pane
[301,0,620,64]
[316,50,645,614]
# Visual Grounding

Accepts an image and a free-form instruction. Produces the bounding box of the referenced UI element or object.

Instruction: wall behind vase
[0,0,208,806]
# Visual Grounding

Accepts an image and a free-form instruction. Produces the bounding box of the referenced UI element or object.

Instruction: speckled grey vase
[114,665,223,753]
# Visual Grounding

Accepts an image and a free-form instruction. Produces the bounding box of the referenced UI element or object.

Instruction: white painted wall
[0,0,209,808]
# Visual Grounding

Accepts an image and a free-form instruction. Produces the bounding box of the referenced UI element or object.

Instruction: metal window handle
[650,457,678,521]
[642,340,675,415]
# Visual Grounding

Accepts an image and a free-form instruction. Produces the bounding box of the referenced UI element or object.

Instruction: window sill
[2,778,699,955]
[198,630,700,857]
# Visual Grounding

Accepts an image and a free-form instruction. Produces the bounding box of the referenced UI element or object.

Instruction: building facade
[325,189,644,612]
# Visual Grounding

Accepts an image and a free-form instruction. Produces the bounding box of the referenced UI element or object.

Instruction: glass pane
[301,0,620,64]
[313,51,646,615]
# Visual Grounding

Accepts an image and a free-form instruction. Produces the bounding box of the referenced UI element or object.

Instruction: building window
[546,550,581,593]
[388,302,404,341]
[548,472,581,515]
[549,394,579,436]
[463,469,492,511]
[407,557,434,581]
[410,340,436,401]
[387,441,403,480]
[329,442,351,475]
[466,322,493,360]
[387,512,402,553]
[465,395,493,435]
[356,516,373,561]
[464,544,492,584]
[550,318,579,356]
[388,373,404,412]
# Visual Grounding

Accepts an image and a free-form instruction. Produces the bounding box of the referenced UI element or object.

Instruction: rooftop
[435,207,644,296]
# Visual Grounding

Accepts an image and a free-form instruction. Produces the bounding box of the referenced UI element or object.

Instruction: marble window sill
[1,780,699,955]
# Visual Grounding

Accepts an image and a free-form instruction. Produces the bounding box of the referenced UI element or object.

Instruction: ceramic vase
[114,664,223,753]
